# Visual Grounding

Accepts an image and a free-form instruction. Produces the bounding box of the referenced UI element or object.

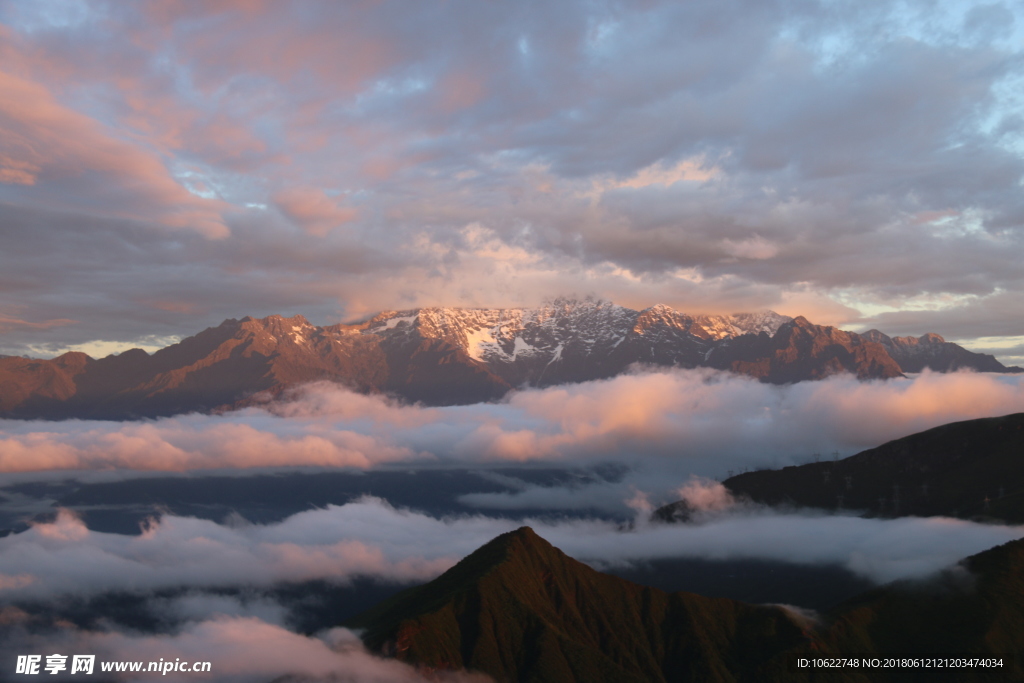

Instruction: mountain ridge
[654,412,1024,524]
[347,525,1024,681]
[346,526,809,682]
[1,299,1017,419]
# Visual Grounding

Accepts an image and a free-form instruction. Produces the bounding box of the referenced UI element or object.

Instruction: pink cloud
[273,187,358,236]
[0,69,230,238]
[2,370,1022,476]
[438,70,487,113]
[120,92,271,169]
[0,315,77,332]
[0,420,419,472]
[20,616,491,682]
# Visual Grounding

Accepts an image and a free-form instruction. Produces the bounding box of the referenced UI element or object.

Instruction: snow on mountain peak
[351,303,790,366]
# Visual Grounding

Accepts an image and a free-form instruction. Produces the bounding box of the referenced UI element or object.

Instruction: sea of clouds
[2,368,1023,681]
[1,369,1022,477]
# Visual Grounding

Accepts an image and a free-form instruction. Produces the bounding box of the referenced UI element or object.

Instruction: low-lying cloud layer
[2,369,1022,481]
[2,495,1020,603]
[3,614,490,682]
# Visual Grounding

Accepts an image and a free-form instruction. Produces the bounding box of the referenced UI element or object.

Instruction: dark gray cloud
[853,289,1024,345]
[0,0,1022,355]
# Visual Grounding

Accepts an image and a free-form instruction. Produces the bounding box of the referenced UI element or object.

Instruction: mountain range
[1,298,1018,419]
[347,525,1024,682]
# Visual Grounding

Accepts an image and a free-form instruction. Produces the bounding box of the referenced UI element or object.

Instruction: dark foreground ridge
[346,527,1024,682]
[654,412,1024,524]
[1,301,1018,419]
[346,526,808,682]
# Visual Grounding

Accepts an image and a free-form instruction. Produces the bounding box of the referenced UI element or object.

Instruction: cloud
[720,235,779,260]
[441,369,1024,468]
[273,187,359,237]
[3,615,491,682]
[0,503,459,600]
[853,289,1024,346]
[673,477,736,513]
[2,369,1022,480]
[0,315,77,333]
[458,480,635,514]
[589,157,720,194]
[1,497,1020,605]
[0,2,1022,353]
[0,68,230,239]
[0,419,419,472]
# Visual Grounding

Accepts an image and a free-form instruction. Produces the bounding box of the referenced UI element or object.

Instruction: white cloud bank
[0,369,1022,478]
[1,497,1020,602]
[3,614,490,683]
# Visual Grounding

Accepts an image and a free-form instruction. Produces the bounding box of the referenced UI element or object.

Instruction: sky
[0,0,1022,362]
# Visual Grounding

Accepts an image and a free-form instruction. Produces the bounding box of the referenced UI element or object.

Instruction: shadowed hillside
[347,528,1024,682]
[655,413,1024,524]
[814,537,1024,682]
[347,527,810,682]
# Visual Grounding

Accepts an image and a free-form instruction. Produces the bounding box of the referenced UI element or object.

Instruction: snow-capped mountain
[356,299,793,390]
[0,299,1014,419]
[365,299,789,363]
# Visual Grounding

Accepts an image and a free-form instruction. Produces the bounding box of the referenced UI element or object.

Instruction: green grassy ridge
[714,413,1024,522]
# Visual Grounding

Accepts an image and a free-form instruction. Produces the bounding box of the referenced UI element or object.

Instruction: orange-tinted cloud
[439,70,486,113]
[0,315,77,332]
[0,69,230,238]
[2,370,1022,477]
[0,420,417,472]
[273,187,358,236]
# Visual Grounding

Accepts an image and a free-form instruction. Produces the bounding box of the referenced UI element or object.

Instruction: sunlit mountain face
[2,0,1024,680]
[1,301,1018,420]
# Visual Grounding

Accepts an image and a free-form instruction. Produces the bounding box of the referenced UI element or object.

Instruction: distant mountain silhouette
[655,413,1024,524]
[1,300,1016,419]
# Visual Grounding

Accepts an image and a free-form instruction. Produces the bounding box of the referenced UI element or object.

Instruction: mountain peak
[493,524,541,543]
[482,525,550,557]
[348,527,808,682]
[2,302,1012,419]
[860,328,890,343]
[257,313,311,325]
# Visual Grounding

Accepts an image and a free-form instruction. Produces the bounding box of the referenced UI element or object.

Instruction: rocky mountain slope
[0,299,1016,419]
[860,329,1013,373]
[705,316,905,383]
